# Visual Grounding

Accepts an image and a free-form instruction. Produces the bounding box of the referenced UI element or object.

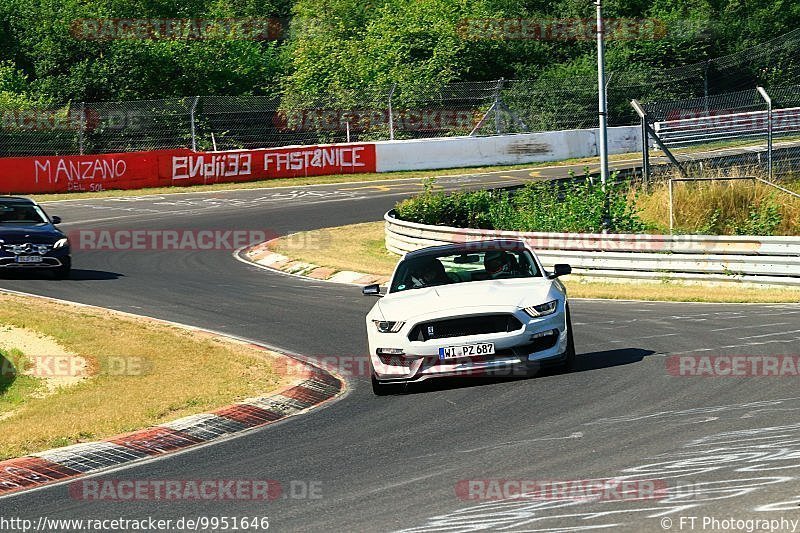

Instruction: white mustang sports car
[363,239,575,394]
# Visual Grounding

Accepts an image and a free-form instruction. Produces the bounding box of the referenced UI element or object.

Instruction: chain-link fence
[635,84,800,181]
[3,27,800,157]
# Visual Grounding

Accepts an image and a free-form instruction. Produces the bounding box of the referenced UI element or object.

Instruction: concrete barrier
[384,211,800,286]
[0,125,641,194]
[374,126,641,172]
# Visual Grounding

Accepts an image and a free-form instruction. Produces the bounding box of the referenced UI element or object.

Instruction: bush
[394,174,648,233]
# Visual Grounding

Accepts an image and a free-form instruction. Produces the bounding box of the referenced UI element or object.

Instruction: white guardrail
[384,211,800,286]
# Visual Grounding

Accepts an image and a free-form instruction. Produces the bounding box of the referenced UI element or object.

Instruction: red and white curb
[0,372,342,499]
[240,240,390,287]
[0,291,346,499]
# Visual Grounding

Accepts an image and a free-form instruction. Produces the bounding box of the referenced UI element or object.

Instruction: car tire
[559,305,577,372]
[53,257,71,280]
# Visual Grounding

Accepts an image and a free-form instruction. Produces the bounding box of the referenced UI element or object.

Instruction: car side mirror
[362,284,382,297]
[51,216,62,224]
[549,264,572,279]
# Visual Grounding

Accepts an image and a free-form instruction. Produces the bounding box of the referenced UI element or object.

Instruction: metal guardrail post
[190,96,200,152]
[756,86,773,180]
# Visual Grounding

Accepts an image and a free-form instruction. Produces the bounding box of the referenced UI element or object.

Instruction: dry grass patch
[266,220,800,303]
[0,294,293,459]
[564,279,800,303]
[270,222,398,276]
[635,177,800,235]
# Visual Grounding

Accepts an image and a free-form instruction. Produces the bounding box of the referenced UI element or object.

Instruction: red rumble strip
[0,371,343,498]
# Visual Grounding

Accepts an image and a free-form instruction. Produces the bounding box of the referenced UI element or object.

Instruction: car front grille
[409,314,523,342]
[2,243,53,255]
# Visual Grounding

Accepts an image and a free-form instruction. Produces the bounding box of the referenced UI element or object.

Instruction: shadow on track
[391,347,655,396]
[0,269,123,281]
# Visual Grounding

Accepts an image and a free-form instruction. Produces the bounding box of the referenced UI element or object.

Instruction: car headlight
[372,320,405,333]
[523,300,558,317]
[53,238,69,249]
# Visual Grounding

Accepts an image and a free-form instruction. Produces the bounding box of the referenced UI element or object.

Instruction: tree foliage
[0,0,798,105]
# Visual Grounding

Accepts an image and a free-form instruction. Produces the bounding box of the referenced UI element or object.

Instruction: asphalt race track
[2,165,800,532]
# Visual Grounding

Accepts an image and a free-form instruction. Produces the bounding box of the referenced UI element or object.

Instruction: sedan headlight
[53,238,69,249]
[372,320,405,333]
[523,300,558,318]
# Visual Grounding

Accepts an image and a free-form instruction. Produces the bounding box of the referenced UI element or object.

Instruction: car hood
[376,278,557,319]
[0,224,64,244]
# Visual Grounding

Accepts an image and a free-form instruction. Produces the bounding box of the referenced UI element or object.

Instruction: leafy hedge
[394,176,647,233]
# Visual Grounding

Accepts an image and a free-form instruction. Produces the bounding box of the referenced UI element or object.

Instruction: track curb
[239,238,391,287]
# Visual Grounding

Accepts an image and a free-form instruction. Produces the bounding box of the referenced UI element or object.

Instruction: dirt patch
[0,324,90,394]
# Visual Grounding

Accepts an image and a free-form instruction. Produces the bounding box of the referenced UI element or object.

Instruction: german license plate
[439,343,495,360]
[16,256,42,263]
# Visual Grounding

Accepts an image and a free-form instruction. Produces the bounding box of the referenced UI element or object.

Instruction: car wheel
[53,257,71,280]
[559,305,577,372]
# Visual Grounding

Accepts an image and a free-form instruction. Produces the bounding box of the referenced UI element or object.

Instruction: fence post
[190,96,200,151]
[631,99,650,188]
[756,86,772,180]
[78,101,85,155]
[494,78,505,134]
[388,83,396,141]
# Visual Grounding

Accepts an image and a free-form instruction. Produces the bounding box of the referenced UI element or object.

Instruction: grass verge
[0,348,43,414]
[0,293,292,460]
[268,221,800,303]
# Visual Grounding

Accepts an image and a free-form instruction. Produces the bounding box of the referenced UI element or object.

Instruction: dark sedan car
[0,197,70,278]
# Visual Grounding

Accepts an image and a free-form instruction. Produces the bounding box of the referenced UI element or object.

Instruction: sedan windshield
[0,203,48,224]
[390,248,542,293]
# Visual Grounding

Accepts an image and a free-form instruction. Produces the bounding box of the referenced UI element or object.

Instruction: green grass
[0,293,292,459]
[0,348,44,413]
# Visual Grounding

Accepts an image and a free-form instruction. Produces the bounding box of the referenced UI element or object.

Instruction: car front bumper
[0,249,70,269]
[368,306,569,382]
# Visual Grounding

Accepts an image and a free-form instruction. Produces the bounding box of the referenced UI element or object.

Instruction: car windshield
[0,203,48,224]
[390,247,542,293]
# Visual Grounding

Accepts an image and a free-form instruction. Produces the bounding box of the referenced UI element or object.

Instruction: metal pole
[631,99,650,187]
[756,86,773,180]
[190,96,199,151]
[346,119,351,143]
[494,78,505,135]
[595,0,609,188]
[632,99,689,179]
[469,101,497,136]
[78,102,85,155]
[641,116,650,188]
[756,87,773,179]
[388,84,396,141]
[668,179,674,233]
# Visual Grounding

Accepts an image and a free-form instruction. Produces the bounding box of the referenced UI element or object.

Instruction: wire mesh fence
[638,84,800,181]
[2,27,800,157]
